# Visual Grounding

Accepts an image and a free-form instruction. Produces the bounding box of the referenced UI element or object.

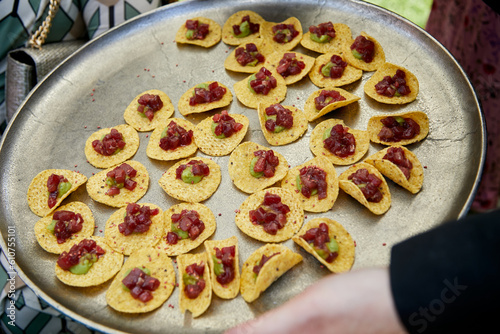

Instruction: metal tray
[0,0,486,333]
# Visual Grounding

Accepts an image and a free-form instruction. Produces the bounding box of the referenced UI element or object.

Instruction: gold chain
[28,0,62,49]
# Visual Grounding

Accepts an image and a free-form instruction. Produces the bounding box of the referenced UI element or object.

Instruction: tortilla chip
[364,146,424,194]
[178,81,233,116]
[292,218,355,273]
[175,17,221,48]
[222,10,266,45]
[309,52,363,88]
[342,32,385,72]
[27,169,87,217]
[280,156,339,212]
[224,38,274,73]
[235,187,304,243]
[193,112,249,156]
[303,88,360,122]
[158,157,221,203]
[146,118,198,161]
[367,111,429,146]
[257,103,308,146]
[161,202,216,256]
[84,124,140,169]
[338,162,391,215]
[240,243,302,303]
[300,23,352,54]
[106,247,176,313]
[309,118,369,165]
[204,236,240,299]
[233,67,287,109]
[86,160,149,208]
[178,252,212,317]
[104,203,164,255]
[263,51,315,85]
[259,17,303,52]
[364,63,419,104]
[34,202,95,254]
[228,142,289,194]
[55,236,124,287]
[123,89,175,132]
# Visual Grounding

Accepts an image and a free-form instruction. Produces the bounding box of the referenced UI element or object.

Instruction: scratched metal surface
[0,0,485,333]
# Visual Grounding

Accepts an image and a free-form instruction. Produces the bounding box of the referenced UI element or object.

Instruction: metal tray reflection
[0,0,485,333]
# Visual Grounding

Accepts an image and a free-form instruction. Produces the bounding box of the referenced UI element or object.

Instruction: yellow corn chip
[27,169,87,217]
[292,218,355,273]
[224,38,274,73]
[55,236,124,287]
[263,51,315,85]
[34,202,95,254]
[123,89,175,132]
[364,62,419,104]
[367,111,429,146]
[146,118,198,161]
[309,52,363,88]
[178,252,212,317]
[233,67,287,109]
[228,142,289,194]
[257,103,308,146]
[300,23,352,54]
[303,88,360,122]
[260,17,303,52]
[105,247,176,313]
[161,202,217,256]
[309,118,369,165]
[193,112,249,156]
[204,236,240,299]
[364,146,424,194]
[235,187,304,243]
[178,81,233,116]
[104,203,163,255]
[158,157,221,203]
[175,17,221,48]
[339,162,391,215]
[280,156,339,212]
[342,32,385,72]
[222,10,265,45]
[240,243,302,303]
[86,160,149,208]
[84,124,140,169]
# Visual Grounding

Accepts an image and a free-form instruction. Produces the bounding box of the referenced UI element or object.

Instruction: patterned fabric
[0,2,168,333]
[0,0,163,136]
[426,0,500,211]
[0,252,102,334]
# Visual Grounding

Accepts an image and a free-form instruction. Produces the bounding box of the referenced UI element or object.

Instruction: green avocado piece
[323,126,333,140]
[57,182,72,197]
[352,49,362,60]
[310,33,331,43]
[235,20,251,38]
[47,220,56,233]
[295,175,318,196]
[211,121,226,139]
[186,29,195,39]
[69,253,97,275]
[321,62,334,77]
[247,73,257,94]
[212,255,224,276]
[171,223,189,240]
[249,156,264,178]
[183,273,198,286]
[327,238,339,253]
[181,165,203,184]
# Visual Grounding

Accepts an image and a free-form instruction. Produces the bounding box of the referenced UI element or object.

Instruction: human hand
[225,267,406,334]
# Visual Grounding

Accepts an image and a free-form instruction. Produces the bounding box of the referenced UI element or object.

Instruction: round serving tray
[0,0,486,333]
